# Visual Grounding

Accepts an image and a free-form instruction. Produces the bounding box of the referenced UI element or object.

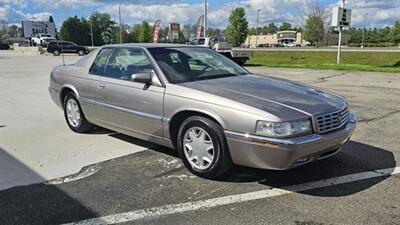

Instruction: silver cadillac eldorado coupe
[49,44,357,178]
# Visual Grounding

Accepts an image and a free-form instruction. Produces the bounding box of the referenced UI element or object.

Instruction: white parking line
[64,166,400,225]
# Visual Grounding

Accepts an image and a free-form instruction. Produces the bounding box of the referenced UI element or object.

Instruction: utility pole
[87,16,94,47]
[361,13,367,48]
[204,0,208,38]
[255,9,260,48]
[90,21,94,47]
[336,0,345,64]
[119,1,122,44]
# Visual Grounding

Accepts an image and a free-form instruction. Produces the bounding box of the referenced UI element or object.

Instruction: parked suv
[47,41,89,56]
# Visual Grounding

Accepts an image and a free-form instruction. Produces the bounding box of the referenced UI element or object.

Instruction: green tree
[265,23,278,34]
[7,25,18,38]
[279,22,292,31]
[158,27,169,43]
[181,24,197,40]
[171,30,187,44]
[207,28,222,36]
[111,24,132,43]
[226,7,249,47]
[303,5,325,46]
[128,24,142,43]
[380,26,391,42]
[59,16,91,45]
[390,21,400,45]
[248,27,256,35]
[89,12,116,45]
[138,21,152,43]
[304,16,324,46]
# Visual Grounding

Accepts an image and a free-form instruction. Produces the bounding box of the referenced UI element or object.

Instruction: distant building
[245,31,306,48]
[321,33,351,46]
[245,31,350,47]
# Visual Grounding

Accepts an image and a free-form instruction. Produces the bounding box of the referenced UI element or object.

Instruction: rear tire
[63,92,93,133]
[177,116,233,179]
[53,49,60,56]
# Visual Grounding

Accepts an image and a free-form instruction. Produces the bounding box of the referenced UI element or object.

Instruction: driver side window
[104,48,154,81]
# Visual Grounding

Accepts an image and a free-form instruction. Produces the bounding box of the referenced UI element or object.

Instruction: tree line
[1,8,399,47]
[344,23,400,47]
[58,11,224,46]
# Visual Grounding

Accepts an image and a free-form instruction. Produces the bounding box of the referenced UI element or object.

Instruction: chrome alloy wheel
[183,127,215,170]
[66,98,81,127]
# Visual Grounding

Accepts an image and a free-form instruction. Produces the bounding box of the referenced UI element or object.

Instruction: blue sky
[1,0,399,28]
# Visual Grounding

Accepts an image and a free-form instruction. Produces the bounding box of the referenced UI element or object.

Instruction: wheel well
[169,111,223,147]
[60,87,74,107]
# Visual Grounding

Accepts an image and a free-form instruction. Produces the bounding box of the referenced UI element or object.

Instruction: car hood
[178,75,346,119]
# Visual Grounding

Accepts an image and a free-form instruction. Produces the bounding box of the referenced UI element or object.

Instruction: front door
[92,47,165,139]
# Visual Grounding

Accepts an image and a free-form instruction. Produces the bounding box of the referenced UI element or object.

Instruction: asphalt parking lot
[0,51,399,225]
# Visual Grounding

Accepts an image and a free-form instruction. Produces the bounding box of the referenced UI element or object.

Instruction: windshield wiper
[196,73,238,81]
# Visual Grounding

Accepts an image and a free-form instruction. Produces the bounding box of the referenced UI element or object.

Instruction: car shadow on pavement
[0,147,101,225]
[111,133,396,198]
[85,126,115,135]
[218,141,396,197]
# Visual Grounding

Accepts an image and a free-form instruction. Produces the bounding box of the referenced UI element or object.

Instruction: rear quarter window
[89,48,113,75]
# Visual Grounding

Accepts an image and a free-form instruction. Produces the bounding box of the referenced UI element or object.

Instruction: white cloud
[28,12,52,21]
[0,5,51,23]
[343,0,400,27]
[0,6,8,21]
[0,0,27,8]
[32,0,100,9]
[101,3,207,26]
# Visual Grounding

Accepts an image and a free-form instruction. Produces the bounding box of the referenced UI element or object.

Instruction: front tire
[78,50,84,56]
[53,49,60,56]
[177,116,233,179]
[63,92,93,133]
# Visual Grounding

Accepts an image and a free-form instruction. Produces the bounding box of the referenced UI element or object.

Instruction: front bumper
[225,112,357,170]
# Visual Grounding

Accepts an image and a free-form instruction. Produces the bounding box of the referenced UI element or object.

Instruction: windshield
[42,34,51,37]
[148,47,249,84]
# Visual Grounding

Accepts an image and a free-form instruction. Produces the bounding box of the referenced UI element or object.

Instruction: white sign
[332,7,351,27]
[22,21,56,38]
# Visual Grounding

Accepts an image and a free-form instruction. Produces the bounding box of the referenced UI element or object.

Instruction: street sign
[22,21,56,38]
[332,7,351,27]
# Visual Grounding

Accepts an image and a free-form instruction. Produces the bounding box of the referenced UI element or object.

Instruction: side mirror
[130,70,153,84]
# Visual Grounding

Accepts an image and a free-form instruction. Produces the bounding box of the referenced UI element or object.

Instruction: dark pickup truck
[47,41,89,56]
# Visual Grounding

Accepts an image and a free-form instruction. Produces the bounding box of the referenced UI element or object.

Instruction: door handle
[98,84,106,88]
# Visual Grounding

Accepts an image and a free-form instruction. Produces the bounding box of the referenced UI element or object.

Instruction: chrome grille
[316,107,349,134]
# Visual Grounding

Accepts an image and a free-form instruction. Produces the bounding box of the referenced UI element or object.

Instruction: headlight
[256,119,312,138]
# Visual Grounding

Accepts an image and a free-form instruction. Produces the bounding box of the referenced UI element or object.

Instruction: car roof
[102,43,200,49]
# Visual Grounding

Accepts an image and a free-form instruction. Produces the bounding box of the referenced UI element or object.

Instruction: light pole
[336,0,345,64]
[87,16,94,47]
[361,13,367,48]
[90,21,94,47]
[204,0,208,38]
[119,0,122,43]
[255,9,260,48]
